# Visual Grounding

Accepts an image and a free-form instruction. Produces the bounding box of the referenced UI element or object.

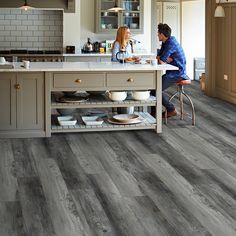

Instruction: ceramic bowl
[108,91,127,101]
[132,90,150,101]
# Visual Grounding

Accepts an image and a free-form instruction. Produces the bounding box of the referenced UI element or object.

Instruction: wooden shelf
[51,94,156,109]
[51,112,156,133]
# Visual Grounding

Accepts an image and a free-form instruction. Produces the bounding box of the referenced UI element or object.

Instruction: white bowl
[57,116,77,126]
[107,91,127,101]
[130,23,138,29]
[132,91,150,101]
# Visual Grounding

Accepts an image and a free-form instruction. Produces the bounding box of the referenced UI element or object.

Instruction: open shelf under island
[0,62,178,138]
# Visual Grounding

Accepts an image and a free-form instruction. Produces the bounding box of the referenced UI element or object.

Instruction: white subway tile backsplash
[11,20,21,26]
[0,10,63,51]
[38,25,50,31]
[33,20,44,26]
[22,31,33,36]
[0,20,10,25]
[22,20,33,26]
[0,31,10,36]
[34,31,44,36]
[11,42,21,47]
[28,36,38,42]
[17,26,27,30]
[28,15,39,20]
[28,26,38,31]
[22,42,33,48]
[11,31,22,36]
[0,9,11,14]
[17,37,27,42]
[44,31,55,36]
[17,15,28,20]
[33,42,44,48]
[39,36,49,42]
[6,36,16,42]
[44,42,54,47]
[6,26,17,31]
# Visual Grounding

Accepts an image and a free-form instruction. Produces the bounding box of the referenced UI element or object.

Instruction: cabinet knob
[15,84,20,90]
[127,78,134,83]
[75,79,82,84]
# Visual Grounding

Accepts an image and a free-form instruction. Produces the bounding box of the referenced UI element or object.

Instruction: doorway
[151,0,205,80]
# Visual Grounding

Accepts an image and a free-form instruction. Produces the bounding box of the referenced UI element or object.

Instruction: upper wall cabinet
[96,0,144,34]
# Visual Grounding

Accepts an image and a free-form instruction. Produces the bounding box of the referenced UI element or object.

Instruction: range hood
[0,0,75,12]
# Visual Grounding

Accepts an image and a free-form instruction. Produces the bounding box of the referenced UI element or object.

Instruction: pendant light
[108,0,124,12]
[19,0,34,11]
[214,0,228,17]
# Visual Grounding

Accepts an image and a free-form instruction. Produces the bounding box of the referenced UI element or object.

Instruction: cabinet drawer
[53,73,105,89]
[107,72,155,89]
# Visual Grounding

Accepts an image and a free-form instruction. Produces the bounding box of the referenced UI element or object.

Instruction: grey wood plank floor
[0,81,236,236]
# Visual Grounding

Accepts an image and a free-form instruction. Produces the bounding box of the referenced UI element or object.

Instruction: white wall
[182,0,205,80]
[63,0,80,52]
[64,0,152,53]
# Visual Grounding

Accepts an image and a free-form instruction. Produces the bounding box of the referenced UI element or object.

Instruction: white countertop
[0,62,178,72]
[63,53,155,57]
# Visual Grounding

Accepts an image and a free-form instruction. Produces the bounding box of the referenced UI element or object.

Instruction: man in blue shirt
[156,23,189,118]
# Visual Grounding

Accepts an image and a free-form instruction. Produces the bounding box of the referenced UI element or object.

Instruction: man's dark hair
[158,23,171,38]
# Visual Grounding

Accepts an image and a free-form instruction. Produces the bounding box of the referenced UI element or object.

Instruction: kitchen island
[0,62,178,138]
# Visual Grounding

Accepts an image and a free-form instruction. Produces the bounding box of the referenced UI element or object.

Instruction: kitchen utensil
[57,109,77,115]
[117,107,134,114]
[82,116,104,126]
[23,60,30,69]
[130,23,138,29]
[107,91,127,101]
[113,114,139,123]
[0,57,6,64]
[116,49,126,63]
[57,116,77,126]
[132,91,150,101]
[66,46,75,54]
[107,117,142,125]
[151,59,157,66]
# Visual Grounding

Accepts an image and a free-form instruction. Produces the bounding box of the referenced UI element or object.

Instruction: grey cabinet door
[16,73,44,130]
[0,73,17,130]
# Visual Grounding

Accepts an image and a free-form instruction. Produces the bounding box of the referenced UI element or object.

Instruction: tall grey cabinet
[0,72,45,138]
[96,0,144,34]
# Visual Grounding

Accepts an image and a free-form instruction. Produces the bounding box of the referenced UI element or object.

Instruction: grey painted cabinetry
[0,72,45,138]
[0,73,16,130]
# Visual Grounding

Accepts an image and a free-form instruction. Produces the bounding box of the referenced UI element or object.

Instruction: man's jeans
[162,74,182,112]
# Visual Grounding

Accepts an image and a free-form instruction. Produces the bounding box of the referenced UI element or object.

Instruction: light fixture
[108,0,124,12]
[19,0,34,11]
[214,0,228,17]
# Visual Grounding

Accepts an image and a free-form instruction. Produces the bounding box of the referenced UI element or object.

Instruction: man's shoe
[162,110,177,118]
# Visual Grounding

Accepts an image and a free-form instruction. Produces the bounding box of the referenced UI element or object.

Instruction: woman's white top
[111,41,132,62]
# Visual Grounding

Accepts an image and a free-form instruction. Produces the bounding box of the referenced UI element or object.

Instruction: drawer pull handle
[127,78,134,83]
[15,84,20,90]
[75,79,82,83]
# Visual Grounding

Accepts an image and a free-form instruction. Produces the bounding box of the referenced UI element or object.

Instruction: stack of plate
[108,114,142,125]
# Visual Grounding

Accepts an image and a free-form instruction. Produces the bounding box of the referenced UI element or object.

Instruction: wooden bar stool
[165,79,195,125]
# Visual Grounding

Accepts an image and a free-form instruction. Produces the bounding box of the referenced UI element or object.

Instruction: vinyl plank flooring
[0,83,236,235]
[0,139,18,201]
[141,154,236,236]
[17,177,56,236]
[0,201,25,236]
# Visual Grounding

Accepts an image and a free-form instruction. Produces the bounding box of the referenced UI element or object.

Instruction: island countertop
[0,62,178,72]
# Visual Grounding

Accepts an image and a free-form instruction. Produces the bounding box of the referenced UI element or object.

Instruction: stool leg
[182,92,195,126]
[177,84,183,120]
